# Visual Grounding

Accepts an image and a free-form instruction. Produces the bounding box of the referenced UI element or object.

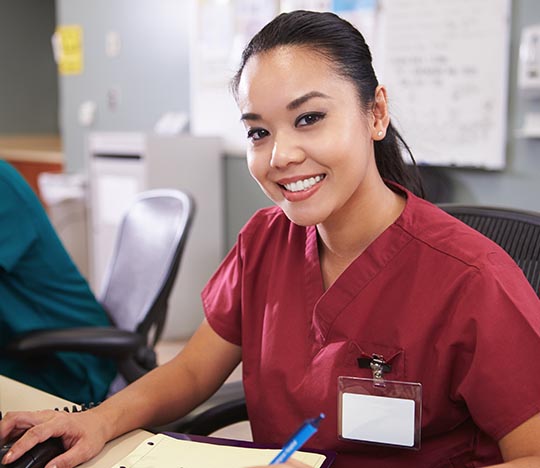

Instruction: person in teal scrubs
[0,160,115,404]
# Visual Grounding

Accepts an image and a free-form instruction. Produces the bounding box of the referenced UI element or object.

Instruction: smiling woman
[235,45,401,233]
[1,10,539,468]
[209,10,540,468]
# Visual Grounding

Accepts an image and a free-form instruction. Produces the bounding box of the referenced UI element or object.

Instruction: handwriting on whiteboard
[378,0,511,168]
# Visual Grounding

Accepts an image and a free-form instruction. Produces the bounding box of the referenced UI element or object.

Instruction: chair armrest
[181,397,248,436]
[152,380,247,436]
[5,327,144,359]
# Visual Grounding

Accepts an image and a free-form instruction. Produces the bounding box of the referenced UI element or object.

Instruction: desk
[0,375,151,468]
[0,135,62,164]
[0,134,63,204]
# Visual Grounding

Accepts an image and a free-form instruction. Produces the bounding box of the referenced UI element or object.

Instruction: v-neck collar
[304,186,414,344]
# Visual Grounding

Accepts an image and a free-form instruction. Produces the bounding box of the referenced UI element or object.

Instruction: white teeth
[283,175,324,192]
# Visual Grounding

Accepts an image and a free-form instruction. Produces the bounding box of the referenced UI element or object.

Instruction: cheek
[333,121,373,163]
[317,117,369,154]
[246,151,266,186]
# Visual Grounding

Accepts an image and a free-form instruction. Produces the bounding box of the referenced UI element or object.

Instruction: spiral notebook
[111,433,335,468]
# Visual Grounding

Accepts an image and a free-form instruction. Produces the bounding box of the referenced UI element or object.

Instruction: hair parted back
[231,10,424,198]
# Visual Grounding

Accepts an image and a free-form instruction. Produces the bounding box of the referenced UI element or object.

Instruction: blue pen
[269,413,325,465]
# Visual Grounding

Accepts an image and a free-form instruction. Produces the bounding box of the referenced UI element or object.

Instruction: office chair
[5,189,195,389]
[438,204,540,295]
[152,379,247,436]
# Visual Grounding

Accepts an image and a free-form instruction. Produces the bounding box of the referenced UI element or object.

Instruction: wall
[0,0,58,134]
[54,1,540,244]
[55,0,192,172]
[224,155,271,249]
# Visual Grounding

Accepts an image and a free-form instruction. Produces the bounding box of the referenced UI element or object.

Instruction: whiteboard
[376,0,512,169]
[190,0,512,168]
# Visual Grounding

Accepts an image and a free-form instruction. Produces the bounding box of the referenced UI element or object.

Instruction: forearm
[91,359,203,440]
[93,320,242,442]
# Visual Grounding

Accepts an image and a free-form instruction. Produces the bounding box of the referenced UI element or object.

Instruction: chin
[280,205,327,227]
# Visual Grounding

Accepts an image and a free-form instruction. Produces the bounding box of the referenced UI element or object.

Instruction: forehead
[236,46,354,111]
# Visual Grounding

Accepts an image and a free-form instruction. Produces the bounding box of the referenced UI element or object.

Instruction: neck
[317,179,405,289]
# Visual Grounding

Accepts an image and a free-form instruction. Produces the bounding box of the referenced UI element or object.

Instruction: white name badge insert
[338,374,422,450]
[342,392,415,446]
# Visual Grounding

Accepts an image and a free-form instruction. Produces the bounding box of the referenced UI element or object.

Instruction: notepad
[112,433,328,468]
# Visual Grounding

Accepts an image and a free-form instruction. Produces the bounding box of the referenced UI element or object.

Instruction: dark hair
[231,10,425,198]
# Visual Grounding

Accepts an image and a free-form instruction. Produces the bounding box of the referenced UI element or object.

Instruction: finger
[0,411,50,441]
[44,449,81,468]
[1,416,61,464]
[288,459,312,467]
[2,431,44,464]
[43,439,101,468]
[1,410,56,432]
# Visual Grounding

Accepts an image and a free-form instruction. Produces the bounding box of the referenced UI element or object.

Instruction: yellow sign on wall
[54,25,83,75]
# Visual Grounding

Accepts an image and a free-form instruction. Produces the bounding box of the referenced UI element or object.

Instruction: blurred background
[1,0,539,343]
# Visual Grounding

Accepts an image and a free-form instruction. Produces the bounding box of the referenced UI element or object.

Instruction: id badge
[338,375,422,450]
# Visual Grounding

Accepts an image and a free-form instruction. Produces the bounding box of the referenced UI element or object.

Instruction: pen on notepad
[269,413,325,465]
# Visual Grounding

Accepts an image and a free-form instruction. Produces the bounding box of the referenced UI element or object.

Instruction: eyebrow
[286,91,330,111]
[240,91,331,122]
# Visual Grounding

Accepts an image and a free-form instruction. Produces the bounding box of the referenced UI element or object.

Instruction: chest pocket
[338,340,406,382]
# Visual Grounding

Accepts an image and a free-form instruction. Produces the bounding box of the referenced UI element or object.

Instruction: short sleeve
[0,174,37,271]
[201,240,244,346]
[451,256,540,441]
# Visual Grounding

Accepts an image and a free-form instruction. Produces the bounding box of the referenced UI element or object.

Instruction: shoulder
[394,190,538,301]
[396,191,516,272]
[394,192,539,339]
[0,161,38,208]
[0,161,22,192]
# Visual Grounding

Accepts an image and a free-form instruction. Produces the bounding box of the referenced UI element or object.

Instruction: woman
[1,11,539,468]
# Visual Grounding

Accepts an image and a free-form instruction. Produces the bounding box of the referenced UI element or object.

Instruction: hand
[0,409,109,468]
[249,459,312,468]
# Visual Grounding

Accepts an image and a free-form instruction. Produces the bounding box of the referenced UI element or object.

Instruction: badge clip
[357,354,391,387]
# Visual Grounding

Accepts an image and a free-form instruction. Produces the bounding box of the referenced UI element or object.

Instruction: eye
[295,112,326,127]
[246,127,269,141]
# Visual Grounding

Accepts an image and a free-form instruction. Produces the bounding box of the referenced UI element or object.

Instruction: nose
[270,133,305,169]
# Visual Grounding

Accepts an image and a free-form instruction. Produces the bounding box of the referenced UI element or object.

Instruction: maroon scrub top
[202,185,540,468]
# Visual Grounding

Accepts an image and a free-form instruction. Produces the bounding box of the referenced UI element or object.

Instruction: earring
[377,131,383,137]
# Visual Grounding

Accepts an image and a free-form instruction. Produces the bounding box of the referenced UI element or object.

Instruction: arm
[0,320,241,468]
[487,413,540,467]
[99,319,242,436]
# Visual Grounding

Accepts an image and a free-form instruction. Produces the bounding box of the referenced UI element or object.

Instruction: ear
[371,85,390,141]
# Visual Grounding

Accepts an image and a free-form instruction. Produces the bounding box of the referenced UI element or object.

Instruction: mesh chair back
[438,204,540,295]
[99,189,194,345]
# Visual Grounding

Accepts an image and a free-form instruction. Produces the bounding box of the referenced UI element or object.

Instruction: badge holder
[338,354,422,450]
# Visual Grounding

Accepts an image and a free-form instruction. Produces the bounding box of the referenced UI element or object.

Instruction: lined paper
[111,434,327,468]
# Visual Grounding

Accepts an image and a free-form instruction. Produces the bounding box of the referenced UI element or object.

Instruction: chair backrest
[438,204,540,295]
[99,189,195,346]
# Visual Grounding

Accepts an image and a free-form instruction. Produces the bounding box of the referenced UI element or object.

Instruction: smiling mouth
[280,175,326,193]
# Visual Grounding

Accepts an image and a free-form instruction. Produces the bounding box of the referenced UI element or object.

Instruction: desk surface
[0,134,63,164]
[0,375,151,468]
